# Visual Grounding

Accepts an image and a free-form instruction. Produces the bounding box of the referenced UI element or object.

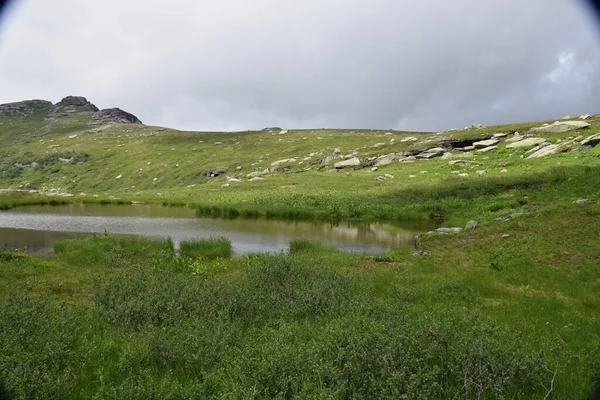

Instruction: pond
[0,203,437,255]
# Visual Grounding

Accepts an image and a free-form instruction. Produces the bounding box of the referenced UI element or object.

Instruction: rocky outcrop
[0,100,52,117]
[47,96,99,119]
[91,108,142,124]
[206,168,227,177]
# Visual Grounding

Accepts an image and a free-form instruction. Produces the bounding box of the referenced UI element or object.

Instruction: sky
[0,0,599,132]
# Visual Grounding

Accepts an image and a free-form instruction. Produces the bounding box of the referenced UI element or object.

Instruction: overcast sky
[0,0,599,132]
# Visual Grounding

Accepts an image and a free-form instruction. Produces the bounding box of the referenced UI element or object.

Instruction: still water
[0,204,435,255]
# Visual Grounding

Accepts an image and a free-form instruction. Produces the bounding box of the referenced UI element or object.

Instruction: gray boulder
[334,157,360,169]
[436,227,463,234]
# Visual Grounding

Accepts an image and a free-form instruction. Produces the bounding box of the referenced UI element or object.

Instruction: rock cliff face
[47,96,99,119]
[0,100,52,117]
[92,108,142,124]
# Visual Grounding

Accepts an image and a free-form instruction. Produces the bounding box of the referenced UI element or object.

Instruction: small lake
[0,204,435,255]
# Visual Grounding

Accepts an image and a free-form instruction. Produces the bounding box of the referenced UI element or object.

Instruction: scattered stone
[493,133,508,138]
[412,251,430,257]
[562,115,571,120]
[459,173,469,177]
[371,167,378,172]
[400,137,418,142]
[419,170,428,174]
[334,157,360,169]
[271,158,297,167]
[384,174,394,179]
[376,175,386,181]
[580,114,591,120]
[505,134,524,143]
[529,121,590,134]
[373,143,386,148]
[333,148,341,154]
[476,170,487,175]
[465,221,479,230]
[502,234,510,238]
[473,138,499,148]
[472,123,483,129]
[227,177,242,182]
[436,227,463,234]
[279,129,288,134]
[476,145,498,153]
[505,137,546,149]
[572,199,590,204]
[500,169,508,173]
[448,160,468,165]
[68,134,78,139]
[115,174,123,179]
[58,157,72,163]
[221,183,230,188]
[131,201,146,205]
[235,166,242,170]
[249,176,265,181]
[459,146,475,151]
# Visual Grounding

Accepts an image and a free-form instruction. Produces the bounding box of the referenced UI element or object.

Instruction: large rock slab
[415,147,446,159]
[334,157,360,169]
[473,138,499,148]
[527,144,562,158]
[529,121,590,134]
[581,133,600,147]
[505,137,546,149]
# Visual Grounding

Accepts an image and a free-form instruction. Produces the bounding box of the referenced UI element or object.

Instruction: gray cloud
[0,0,599,131]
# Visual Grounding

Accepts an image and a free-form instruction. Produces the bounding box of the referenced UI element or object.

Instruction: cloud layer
[0,0,599,131]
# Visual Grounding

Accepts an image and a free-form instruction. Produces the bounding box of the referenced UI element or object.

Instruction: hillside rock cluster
[0,100,52,117]
[0,96,142,125]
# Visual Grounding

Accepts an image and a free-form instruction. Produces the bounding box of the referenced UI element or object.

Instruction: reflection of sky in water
[0,205,435,255]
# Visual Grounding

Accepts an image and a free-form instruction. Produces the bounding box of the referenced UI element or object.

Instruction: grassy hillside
[1,99,600,398]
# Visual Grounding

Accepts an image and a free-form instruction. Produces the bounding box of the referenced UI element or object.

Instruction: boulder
[246,171,263,178]
[529,121,590,134]
[476,145,497,153]
[374,153,405,167]
[505,137,546,149]
[415,147,445,159]
[493,133,508,138]
[473,138,499,148]
[400,137,418,142]
[580,114,591,120]
[572,199,589,204]
[249,176,265,181]
[334,157,360,169]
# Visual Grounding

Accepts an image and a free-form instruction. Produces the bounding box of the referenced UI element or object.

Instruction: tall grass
[180,236,232,260]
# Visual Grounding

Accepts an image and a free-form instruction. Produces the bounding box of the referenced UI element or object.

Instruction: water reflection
[0,204,435,255]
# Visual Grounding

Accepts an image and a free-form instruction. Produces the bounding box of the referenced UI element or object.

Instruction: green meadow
[1,102,600,398]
